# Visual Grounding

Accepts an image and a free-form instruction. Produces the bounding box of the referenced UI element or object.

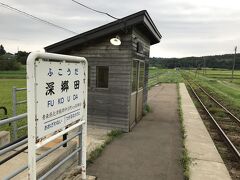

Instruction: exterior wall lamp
[110,35,121,46]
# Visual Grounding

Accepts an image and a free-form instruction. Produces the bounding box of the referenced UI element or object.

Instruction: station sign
[35,60,86,139]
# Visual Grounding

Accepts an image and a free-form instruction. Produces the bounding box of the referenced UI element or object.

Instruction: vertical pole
[189,62,190,72]
[78,126,82,165]
[81,122,87,179]
[12,86,17,140]
[232,46,237,81]
[81,62,88,180]
[204,57,206,75]
[195,60,198,78]
[63,131,68,147]
[27,53,37,180]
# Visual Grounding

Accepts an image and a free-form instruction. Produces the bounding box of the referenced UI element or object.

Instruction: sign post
[27,52,87,179]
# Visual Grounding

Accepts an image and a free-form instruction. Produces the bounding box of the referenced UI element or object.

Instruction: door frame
[130,59,145,130]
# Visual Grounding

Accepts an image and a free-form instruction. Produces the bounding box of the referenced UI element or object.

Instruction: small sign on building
[27,52,88,179]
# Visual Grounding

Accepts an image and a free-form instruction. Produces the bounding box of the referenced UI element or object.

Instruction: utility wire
[0,1,78,35]
[71,0,119,20]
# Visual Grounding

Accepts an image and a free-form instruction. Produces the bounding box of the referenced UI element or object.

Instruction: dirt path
[87,83,183,180]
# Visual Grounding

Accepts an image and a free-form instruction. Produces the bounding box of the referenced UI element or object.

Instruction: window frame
[138,61,145,90]
[131,59,145,93]
[96,66,109,89]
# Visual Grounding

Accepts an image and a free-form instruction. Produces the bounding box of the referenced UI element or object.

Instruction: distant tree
[0,44,6,55]
[149,53,240,70]
[15,51,29,65]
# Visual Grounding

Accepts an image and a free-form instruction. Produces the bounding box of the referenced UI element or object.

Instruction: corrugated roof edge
[45,10,162,53]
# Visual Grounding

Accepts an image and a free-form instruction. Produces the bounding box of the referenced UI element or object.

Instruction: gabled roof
[45,10,162,53]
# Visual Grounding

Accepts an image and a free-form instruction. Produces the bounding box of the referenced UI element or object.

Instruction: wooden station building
[45,10,161,132]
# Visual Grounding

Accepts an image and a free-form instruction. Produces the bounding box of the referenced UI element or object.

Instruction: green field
[183,69,240,115]
[0,66,26,79]
[0,70,26,79]
[148,67,183,87]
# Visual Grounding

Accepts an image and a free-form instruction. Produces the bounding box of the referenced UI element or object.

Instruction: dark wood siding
[66,32,132,132]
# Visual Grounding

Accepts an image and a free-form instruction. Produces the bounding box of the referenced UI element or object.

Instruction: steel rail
[195,83,240,126]
[187,82,240,161]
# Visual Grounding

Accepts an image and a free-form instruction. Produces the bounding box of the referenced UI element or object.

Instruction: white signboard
[27,52,87,180]
[35,60,86,139]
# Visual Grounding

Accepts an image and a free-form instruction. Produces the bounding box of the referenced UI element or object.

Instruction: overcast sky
[0,0,240,57]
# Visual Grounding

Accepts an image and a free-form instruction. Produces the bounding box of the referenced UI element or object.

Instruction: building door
[130,59,145,130]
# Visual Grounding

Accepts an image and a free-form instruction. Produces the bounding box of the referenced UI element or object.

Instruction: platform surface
[179,83,231,180]
[87,84,184,180]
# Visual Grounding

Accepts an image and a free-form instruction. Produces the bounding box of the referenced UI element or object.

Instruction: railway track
[188,81,240,160]
[182,74,240,179]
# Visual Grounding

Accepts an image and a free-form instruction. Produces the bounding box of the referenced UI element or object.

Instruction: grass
[157,70,184,83]
[0,79,27,117]
[177,83,191,180]
[87,130,123,165]
[0,66,26,79]
[143,104,151,116]
[0,79,27,138]
[0,71,26,79]
[148,68,183,88]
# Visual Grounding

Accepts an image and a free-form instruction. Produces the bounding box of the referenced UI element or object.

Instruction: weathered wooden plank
[88,115,129,124]
[73,53,132,58]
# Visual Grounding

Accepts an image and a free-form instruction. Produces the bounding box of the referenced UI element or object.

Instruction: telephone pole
[232,46,237,81]
[202,57,206,75]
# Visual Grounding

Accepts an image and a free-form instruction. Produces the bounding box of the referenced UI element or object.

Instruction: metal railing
[0,87,84,179]
[0,112,83,179]
[11,87,27,140]
[0,113,28,164]
[148,71,162,88]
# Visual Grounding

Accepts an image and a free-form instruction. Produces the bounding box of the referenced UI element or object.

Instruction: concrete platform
[0,131,10,147]
[86,84,184,180]
[179,83,231,180]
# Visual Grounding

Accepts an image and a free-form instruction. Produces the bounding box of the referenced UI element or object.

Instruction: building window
[96,66,109,88]
[137,42,144,54]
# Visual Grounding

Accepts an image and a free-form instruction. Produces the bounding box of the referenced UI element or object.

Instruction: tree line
[0,44,29,70]
[150,53,240,69]
[1,43,240,70]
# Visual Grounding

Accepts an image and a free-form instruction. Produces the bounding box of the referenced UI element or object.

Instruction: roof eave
[45,10,161,53]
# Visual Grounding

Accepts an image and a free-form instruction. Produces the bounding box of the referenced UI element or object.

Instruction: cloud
[0,0,240,57]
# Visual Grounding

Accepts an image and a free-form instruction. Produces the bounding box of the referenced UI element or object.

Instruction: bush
[143,104,151,116]
[0,59,21,70]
